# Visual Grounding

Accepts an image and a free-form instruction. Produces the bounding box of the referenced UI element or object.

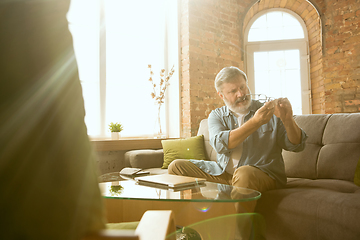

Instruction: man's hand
[228,101,275,149]
[274,98,293,124]
[273,98,302,144]
[252,101,275,126]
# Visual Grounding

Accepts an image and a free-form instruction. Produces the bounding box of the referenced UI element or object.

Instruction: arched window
[245,9,311,115]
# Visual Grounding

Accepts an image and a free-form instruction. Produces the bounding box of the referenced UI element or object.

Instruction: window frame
[244,9,312,115]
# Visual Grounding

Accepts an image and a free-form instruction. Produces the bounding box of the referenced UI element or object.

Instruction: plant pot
[111,132,120,140]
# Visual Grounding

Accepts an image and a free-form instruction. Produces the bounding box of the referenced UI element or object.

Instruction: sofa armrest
[125,149,164,169]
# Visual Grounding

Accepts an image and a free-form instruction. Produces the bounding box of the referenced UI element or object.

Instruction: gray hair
[214,66,248,92]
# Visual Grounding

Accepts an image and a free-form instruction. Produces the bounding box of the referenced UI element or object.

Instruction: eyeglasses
[246,94,274,103]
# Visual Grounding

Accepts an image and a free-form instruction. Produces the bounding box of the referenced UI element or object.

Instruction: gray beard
[225,99,252,115]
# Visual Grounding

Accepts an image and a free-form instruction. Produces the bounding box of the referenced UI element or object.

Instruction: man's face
[218,76,251,114]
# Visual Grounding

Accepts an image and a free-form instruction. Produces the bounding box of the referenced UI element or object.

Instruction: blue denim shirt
[190,100,307,188]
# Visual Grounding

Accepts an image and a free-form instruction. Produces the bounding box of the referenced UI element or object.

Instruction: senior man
[168,66,307,212]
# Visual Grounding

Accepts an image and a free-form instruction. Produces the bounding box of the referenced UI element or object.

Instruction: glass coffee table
[99,173,261,228]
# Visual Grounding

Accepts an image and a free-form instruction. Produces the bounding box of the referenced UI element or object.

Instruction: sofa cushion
[161,135,208,169]
[283,114,330,179]
[125,149,164,169]
[283,113,360,182]
[256,178,360,240]
[317,143,360,181]
[318,113,360,181]
[286,178,360,193]
[197,119,217,161]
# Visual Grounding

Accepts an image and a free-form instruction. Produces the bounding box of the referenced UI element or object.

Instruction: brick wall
[321,0,360,113]
[180,0,360,137]
[181,0,247,137]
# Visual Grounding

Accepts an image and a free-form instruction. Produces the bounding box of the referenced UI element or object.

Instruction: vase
[154,104,165,138]
[111,132,120,140]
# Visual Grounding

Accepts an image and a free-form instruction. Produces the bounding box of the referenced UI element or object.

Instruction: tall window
[67,0,180,138]
[245,9,311,115]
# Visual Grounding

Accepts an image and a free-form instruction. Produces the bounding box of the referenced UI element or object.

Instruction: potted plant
[110,183,123,196]
[108,122,123,140]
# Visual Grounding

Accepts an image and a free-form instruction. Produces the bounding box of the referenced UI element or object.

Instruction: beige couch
[124,113,360,240]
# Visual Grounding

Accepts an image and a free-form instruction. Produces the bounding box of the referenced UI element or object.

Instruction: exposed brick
[180,0,360,136]
[301,9,310,19]
[285,0,297,9]
[268,0,276,8]
[280,0,287,8]
[258,1,265,11]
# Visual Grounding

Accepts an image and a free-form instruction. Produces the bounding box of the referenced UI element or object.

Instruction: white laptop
[135,174,206,189]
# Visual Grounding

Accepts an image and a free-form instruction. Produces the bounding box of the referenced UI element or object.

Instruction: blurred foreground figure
[0,0,105,239]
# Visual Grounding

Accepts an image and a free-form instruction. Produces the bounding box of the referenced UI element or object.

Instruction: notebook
[135,174,206,189]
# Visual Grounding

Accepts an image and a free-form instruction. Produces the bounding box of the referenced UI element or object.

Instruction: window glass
[254,50,302,115]
[248,11,304,42]
[68,0,178,138]
[105,0,166,137]
[68,0,101,136]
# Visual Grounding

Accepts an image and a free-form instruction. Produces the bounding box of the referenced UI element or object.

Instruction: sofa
[123,113,360,240]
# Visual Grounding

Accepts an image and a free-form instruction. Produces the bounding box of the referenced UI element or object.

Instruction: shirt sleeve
[276,117,308,152]
[208,110,232,154]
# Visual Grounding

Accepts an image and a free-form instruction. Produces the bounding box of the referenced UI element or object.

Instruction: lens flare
[194,203,212,212]
[198,206,210,212]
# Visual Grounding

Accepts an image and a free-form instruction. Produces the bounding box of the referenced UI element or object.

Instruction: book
[135,174,206,189]
[119,167,150,177]
[136,180,206,192]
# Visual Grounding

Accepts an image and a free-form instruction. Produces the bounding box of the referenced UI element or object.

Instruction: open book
[119,167,150,177]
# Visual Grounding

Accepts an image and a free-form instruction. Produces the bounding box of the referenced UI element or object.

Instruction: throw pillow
[161,135,208,169]
[354,157,360,187]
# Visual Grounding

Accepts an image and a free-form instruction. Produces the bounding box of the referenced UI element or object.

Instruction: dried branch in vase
[148,64,175,105]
